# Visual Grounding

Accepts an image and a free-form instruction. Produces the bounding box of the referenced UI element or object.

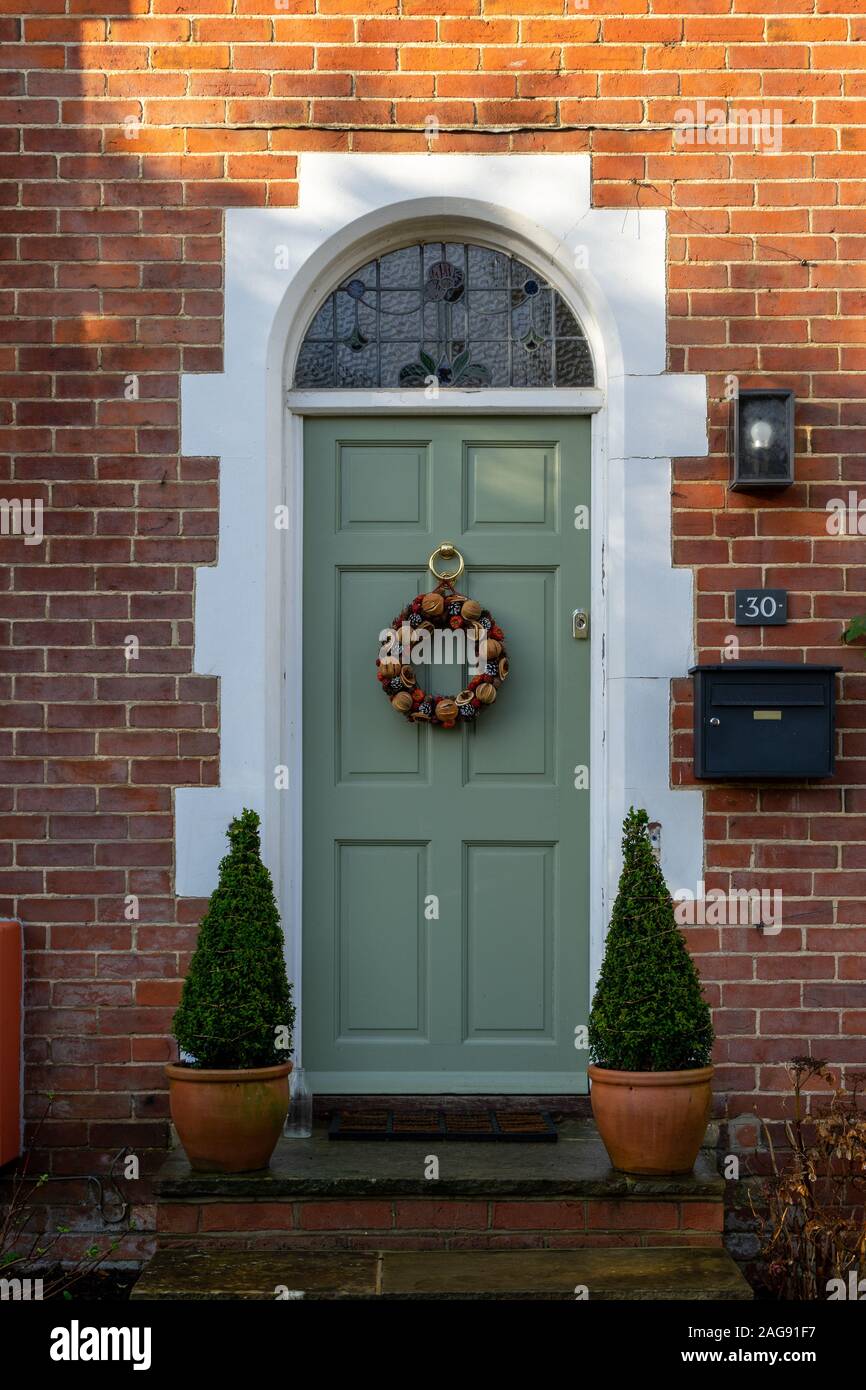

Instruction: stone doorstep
[154,1120,726,1251]
[155,1118,726,1203]
[131,1247,753,1301]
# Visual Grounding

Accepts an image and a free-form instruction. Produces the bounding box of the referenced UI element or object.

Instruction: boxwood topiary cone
[172,808,295,1070]
[588,807,714,1072]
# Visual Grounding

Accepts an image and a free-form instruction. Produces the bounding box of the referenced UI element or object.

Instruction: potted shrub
[588,807,715,1175]
[165,808,295,1173]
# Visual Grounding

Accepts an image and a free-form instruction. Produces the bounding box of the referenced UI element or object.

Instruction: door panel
[463,568,556,781]
[465,842,554,1036]
[337,570,431,781]
[464,442,558,531]
[338,441,429,530]
[303,416,591,1093]
[337,840,428,1037]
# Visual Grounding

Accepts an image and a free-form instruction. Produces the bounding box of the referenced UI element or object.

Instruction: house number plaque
[735,589,788,626]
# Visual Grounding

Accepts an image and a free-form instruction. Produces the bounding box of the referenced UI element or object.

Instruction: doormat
[328,1109,558,1142]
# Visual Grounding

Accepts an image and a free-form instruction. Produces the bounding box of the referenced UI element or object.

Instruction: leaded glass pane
[467,291,509,337]
[305,300,334,340]
[424,299,467,341]
[336,343,377,388]
[379,291,422,341]
[346,259,376,288]
[380,340,422,387]
[555,296,582,338]
[379,245,421,288]
[513,340,553,388]
[468,340,509,386]
[511,287,552,347]
[335,291,377,348]
[293,240,594,388]
[468,243,509,289]
[555,337,595,387]
[295,341,335,388]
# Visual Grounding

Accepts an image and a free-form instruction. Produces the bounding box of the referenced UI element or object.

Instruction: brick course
[155,1195,725,1251]
[2,2,866,1248]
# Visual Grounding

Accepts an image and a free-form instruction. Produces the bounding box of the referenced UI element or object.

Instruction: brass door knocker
[427,542,465,583]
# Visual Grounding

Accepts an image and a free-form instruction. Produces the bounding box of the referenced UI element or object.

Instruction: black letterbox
[690,662,840,780]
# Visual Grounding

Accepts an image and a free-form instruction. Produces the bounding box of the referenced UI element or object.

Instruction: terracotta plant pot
[588,1063,713,1176]
[165,1061,292,1173]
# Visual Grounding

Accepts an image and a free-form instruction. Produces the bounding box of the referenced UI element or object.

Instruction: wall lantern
[731,389,795,491]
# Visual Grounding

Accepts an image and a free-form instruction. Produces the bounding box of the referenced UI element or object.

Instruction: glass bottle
[284,1065,313,1138]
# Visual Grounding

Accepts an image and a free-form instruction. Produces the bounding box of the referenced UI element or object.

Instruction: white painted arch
[176,152,708,1075]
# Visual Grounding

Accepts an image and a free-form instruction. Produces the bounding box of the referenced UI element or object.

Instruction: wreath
[375,550,509,729]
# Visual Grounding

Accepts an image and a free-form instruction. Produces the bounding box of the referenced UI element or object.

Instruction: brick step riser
[157,1197,723,1253]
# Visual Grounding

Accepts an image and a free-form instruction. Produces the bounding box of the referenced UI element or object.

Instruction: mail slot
[690,662,840,780]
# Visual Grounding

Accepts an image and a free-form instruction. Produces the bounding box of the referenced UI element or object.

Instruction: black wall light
[731,388,795,491]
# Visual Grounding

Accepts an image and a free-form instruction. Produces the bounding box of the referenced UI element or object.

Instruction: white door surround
[176,153,708,1066]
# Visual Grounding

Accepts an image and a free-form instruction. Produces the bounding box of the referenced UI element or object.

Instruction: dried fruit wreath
[375,544,509,729]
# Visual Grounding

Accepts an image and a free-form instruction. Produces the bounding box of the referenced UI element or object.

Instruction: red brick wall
[3,2,866,1239]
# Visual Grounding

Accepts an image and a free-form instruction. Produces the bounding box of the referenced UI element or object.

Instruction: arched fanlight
[293,241,594,390]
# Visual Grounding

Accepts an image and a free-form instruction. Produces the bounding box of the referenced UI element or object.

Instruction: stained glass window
[293,242,595,389]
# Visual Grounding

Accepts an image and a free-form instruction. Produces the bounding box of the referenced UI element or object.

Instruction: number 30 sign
[735,589,788,626]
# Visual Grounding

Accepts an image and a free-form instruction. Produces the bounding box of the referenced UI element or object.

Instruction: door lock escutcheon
[572,608,589,640]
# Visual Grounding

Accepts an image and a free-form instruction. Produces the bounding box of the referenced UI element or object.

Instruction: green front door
[302,416,591,1092]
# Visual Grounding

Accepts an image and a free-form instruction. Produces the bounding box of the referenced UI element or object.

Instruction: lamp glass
[736,394,792,483]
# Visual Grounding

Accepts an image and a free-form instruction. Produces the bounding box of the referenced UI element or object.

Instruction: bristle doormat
[328,1109,558,1142]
